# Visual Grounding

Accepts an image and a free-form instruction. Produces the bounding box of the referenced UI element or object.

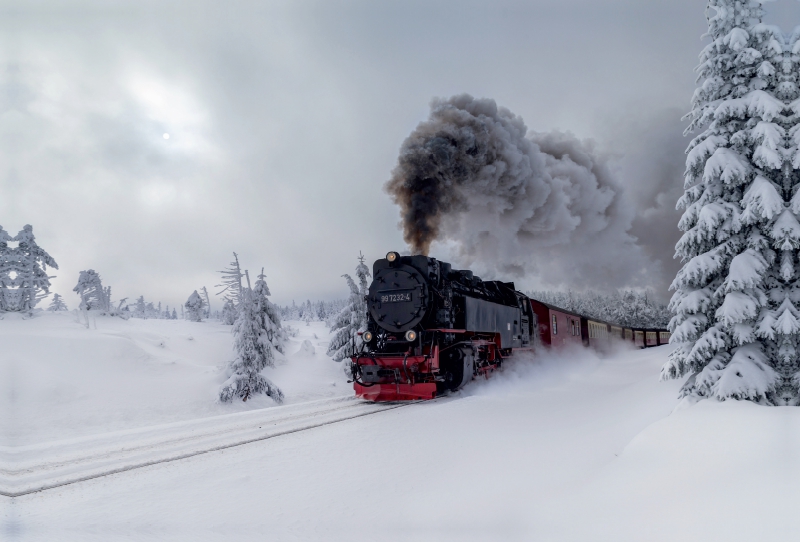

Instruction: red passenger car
[529,300,585,348]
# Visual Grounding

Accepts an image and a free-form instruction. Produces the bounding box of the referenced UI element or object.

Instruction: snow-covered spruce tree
[219,283,284,403]
[289,301,300,321]
[185,290,205,322]
[252,268,285,354]
[47,293,68,311]
[133,296,146,318]
[73,270,108,311]
[327,254,370,369]
[663,1,799,404]
[1,225,59,312]
[221,299,236,325]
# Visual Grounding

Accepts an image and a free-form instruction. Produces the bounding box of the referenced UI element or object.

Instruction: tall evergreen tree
[663,0,798,403]
[219,283,284,403]
[327,254,370,365]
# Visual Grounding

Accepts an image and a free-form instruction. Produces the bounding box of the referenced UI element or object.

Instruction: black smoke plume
[386,94,659,291]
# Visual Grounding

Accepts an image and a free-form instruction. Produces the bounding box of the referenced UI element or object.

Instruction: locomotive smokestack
[385,94,653,289]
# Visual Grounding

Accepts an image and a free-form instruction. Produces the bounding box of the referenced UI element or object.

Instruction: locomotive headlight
[405,330,417,342]
[386,251,399,262]
[362,331,373,342]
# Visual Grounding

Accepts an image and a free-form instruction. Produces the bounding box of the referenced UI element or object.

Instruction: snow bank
[550,399,800,541]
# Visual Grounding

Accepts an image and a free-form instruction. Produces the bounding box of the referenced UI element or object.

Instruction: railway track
[0,396,419,497]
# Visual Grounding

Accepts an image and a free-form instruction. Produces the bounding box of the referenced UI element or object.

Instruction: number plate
[379,290,413,303]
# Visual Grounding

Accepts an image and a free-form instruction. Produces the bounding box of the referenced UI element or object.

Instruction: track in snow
[0,396,421,497]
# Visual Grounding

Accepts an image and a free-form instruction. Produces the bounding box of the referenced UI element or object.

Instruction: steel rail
[0,399,425,498]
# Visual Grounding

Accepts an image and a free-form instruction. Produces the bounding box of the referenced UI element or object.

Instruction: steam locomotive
[351,252,669,401]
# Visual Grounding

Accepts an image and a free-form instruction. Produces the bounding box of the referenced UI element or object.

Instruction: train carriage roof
[527,298,585,320]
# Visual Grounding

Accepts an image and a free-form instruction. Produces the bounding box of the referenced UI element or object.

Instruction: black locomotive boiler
[352,252,534,401]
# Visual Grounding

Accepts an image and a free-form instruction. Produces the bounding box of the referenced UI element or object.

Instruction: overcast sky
[3,0,800,309]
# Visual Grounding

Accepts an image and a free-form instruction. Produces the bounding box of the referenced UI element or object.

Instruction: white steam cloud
[386,94,657,290]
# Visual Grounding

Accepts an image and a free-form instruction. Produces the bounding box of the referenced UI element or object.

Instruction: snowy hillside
[1,313,790,541]
[0,311,347,445]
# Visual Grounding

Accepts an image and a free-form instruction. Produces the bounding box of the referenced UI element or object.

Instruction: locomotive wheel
[438,347,475,393]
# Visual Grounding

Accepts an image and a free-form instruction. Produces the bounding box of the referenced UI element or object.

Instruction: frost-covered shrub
[47,293,68,311]
[185,290,205,322]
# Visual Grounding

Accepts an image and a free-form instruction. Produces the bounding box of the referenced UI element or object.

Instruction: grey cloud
[0,0,760,308]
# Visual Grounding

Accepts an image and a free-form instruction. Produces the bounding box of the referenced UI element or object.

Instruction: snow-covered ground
[0,312,793,541]
[0,312,347,446]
